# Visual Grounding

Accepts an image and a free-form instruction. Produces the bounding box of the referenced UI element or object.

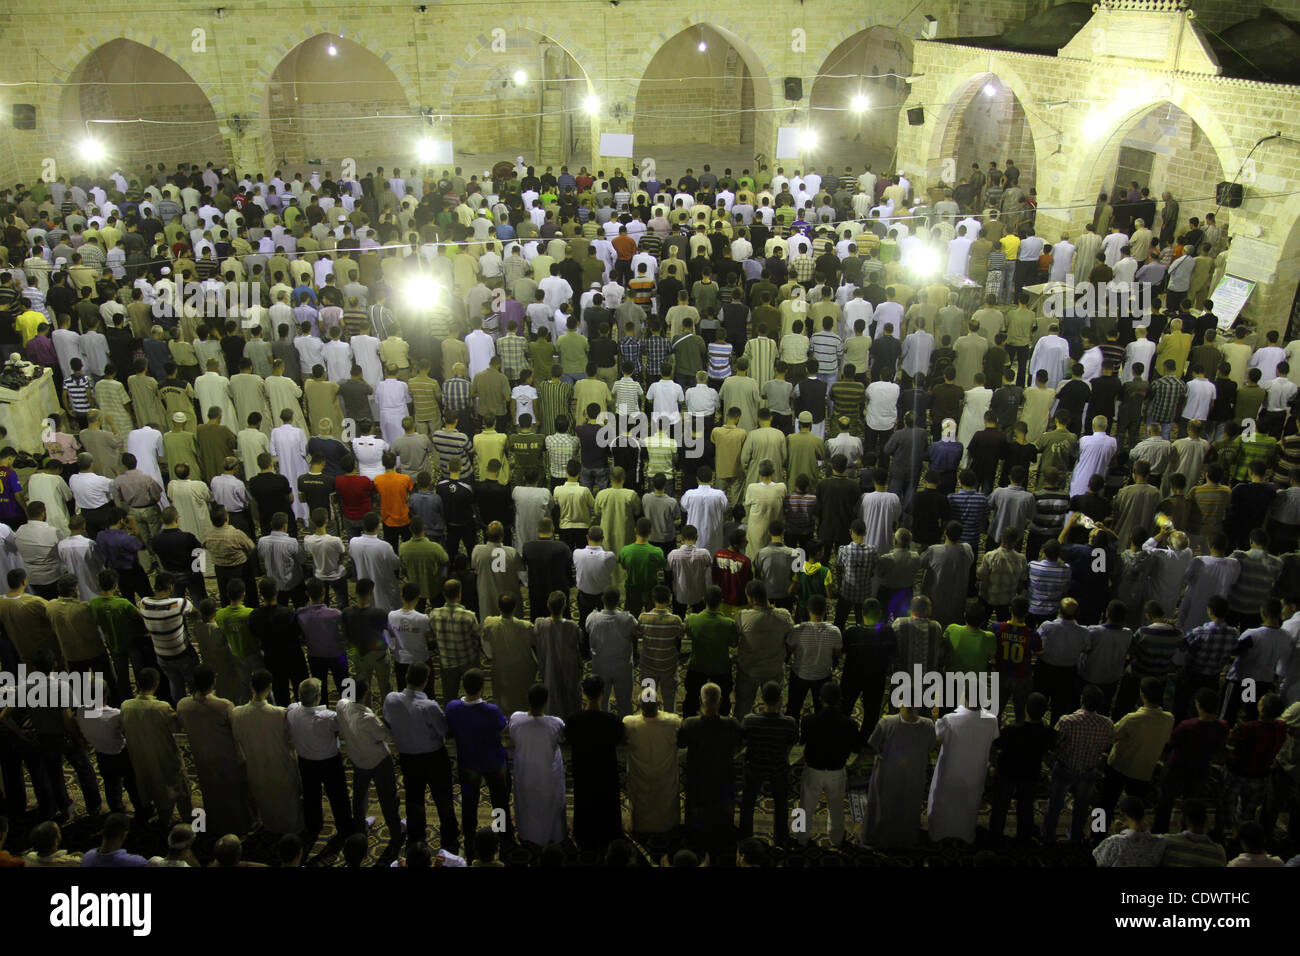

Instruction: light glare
[78,138,105,163]
[583,94,600,115]
[982,82,997,96]
[403,275,442,309]
[513,69,527,85]
[327,44,337,56]
[852,94,870,112]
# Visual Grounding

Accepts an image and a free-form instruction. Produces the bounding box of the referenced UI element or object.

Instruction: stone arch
[438,21,598,169]
[55,34,229,172]
[626,17,779,167]
[1065,92,1238,215]
[925,68,1046,194]
[256,30,420,169]
[807,26,914,168]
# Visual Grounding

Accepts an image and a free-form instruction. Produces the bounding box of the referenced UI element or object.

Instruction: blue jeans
[1042,762,1098,843]
[562,372,587,386]
[581,466,609,492]
[157,646,201,702]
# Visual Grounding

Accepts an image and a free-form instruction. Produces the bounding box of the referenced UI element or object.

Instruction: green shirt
[619,542,666,591]
[400,536,450,599]
[87,595,143,656]
[944,623,996,673]
[685,609,738,676]
[796,563,830,608]
[214,604,258,659]
[557,331,589,375]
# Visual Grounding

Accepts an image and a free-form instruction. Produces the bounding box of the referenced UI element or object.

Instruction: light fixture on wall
[697,27,708,53]
[214,7,227,17]
[982,81,997,97]
[230,114,247,133]
[327,43,337,56]
[851,93,870,112]
[78,138,105,163]
[920,15,939,40]
[513,69,527,85]
[583,94,601,115]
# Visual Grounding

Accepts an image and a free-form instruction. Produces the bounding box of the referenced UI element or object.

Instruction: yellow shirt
[17,309,46,344]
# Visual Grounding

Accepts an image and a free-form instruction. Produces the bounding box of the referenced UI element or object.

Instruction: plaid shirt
[978,547,1027,607]
[497,333,530,381]
[430,603,482,668]
[643,334,671,379]
[791,256,817,283]
[834,541,878,603]
[442,376,471,417]
[1233,435,1279,483]
[619,335,642,374]
[1055,708,1116,772]
[784,492,817,538]
[545,432,580,479]
[1182,620,1240,678]
[1146,374,1186,423]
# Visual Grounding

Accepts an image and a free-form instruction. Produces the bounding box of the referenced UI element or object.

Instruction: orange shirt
[373,471,413,527]
[612,234,637,261]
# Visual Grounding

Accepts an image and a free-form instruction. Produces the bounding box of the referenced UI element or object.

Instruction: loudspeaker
[1216,181,1243,208]
[784,77,803,101]
[12,105,35,130]
[907,106,925,126]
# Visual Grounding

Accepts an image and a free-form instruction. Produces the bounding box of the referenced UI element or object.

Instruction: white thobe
[859,491,902,554]
[927,707,999,844]
[508,712,567,845]
[373,378,412,445]
[125,427,166,489]
[269,424,309,521]
[1029,335,1071,388]
[195,372,237,426]
[1070,431,1118,498]
[349,534,401,611]
[679,485,728,555]
[350,335,382,386]
[1049,242,1075,282]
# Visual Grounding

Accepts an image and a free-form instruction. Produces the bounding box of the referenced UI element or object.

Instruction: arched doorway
[1089,102,1228,233]
[632,25,773,174]
[60,39,225,170]
[449,29,592,171]
[808,27,913,171]
[266,34,414,169]
[934,73,1038,193]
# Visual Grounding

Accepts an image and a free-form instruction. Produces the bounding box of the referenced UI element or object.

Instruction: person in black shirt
[564,674,626,852]
[1087,361,1124,432]
[813,454,859,549]
[307,431,349,478]
[248,577,308,706]
[791,366,828,433]
[473,461,514,545]
[436,459,479,559]
[798,681,862,846]
[521,518,572,620]
[988,691,1055,841]
[338,366,373,425]
[151,506,205,603]
[248,453,298,537]
[219,320,244,372]
[1069,473,1112,525]
[840,600,897,742]
[908,470,952,548]
[1053,363,1091,433]
[589,323,619,381]
[967,412,1008,493]
[1000,422,1039,487]
[739,680,799,845]
[297,455,335,527]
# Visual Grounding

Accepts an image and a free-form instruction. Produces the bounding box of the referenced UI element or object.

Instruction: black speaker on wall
[1216,181,1243,208]
[907,106,925,126]
[12,105,35,130]
[783,77,803,101]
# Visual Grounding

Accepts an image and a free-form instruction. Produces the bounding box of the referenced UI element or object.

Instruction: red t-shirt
[334,474,375,520]
[994,622,1042,681]
[711,548,753,607]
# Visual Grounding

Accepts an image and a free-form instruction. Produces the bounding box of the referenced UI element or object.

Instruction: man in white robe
[125,424,166,491]
[1069,416,1118,498]
[270,418,310,521]
[195,362,236,426]
[373,370,412,446]
[350,333,383,386]
[349,520,402,611]
[926,703,999,843]
[679,475,729,555]
[168,473,213,539]
[1028,325,1071,388]
[508,698,567,846]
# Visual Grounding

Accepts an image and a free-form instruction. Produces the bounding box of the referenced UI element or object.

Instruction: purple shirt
[294,603,346,658]
[96,527,143,571]
[445,698,508,771]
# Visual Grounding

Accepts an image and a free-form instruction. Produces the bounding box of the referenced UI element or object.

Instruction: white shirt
[285,702,340,760]
[335,698,393,771]
[352,435,389,479]
[865,381,900,431]
[646,380,685,421]
[1183,377,1216,420]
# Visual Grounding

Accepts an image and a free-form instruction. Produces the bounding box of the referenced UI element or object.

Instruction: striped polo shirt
[636,608,684,677]
[139,596,192,658]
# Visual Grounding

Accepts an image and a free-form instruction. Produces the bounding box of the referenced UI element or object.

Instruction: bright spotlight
[78,138,105,163]
[583,94,601,115]
[799,128,819,150]
[982,82,997,97]
[416,137,439,164]
[327,43,337,56]
[403,274,442,309]
[513,69,527,85]
[1084,111,1109,138]
[698,41,708,52]
[912,248,942,278]
[851,94,870,112]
